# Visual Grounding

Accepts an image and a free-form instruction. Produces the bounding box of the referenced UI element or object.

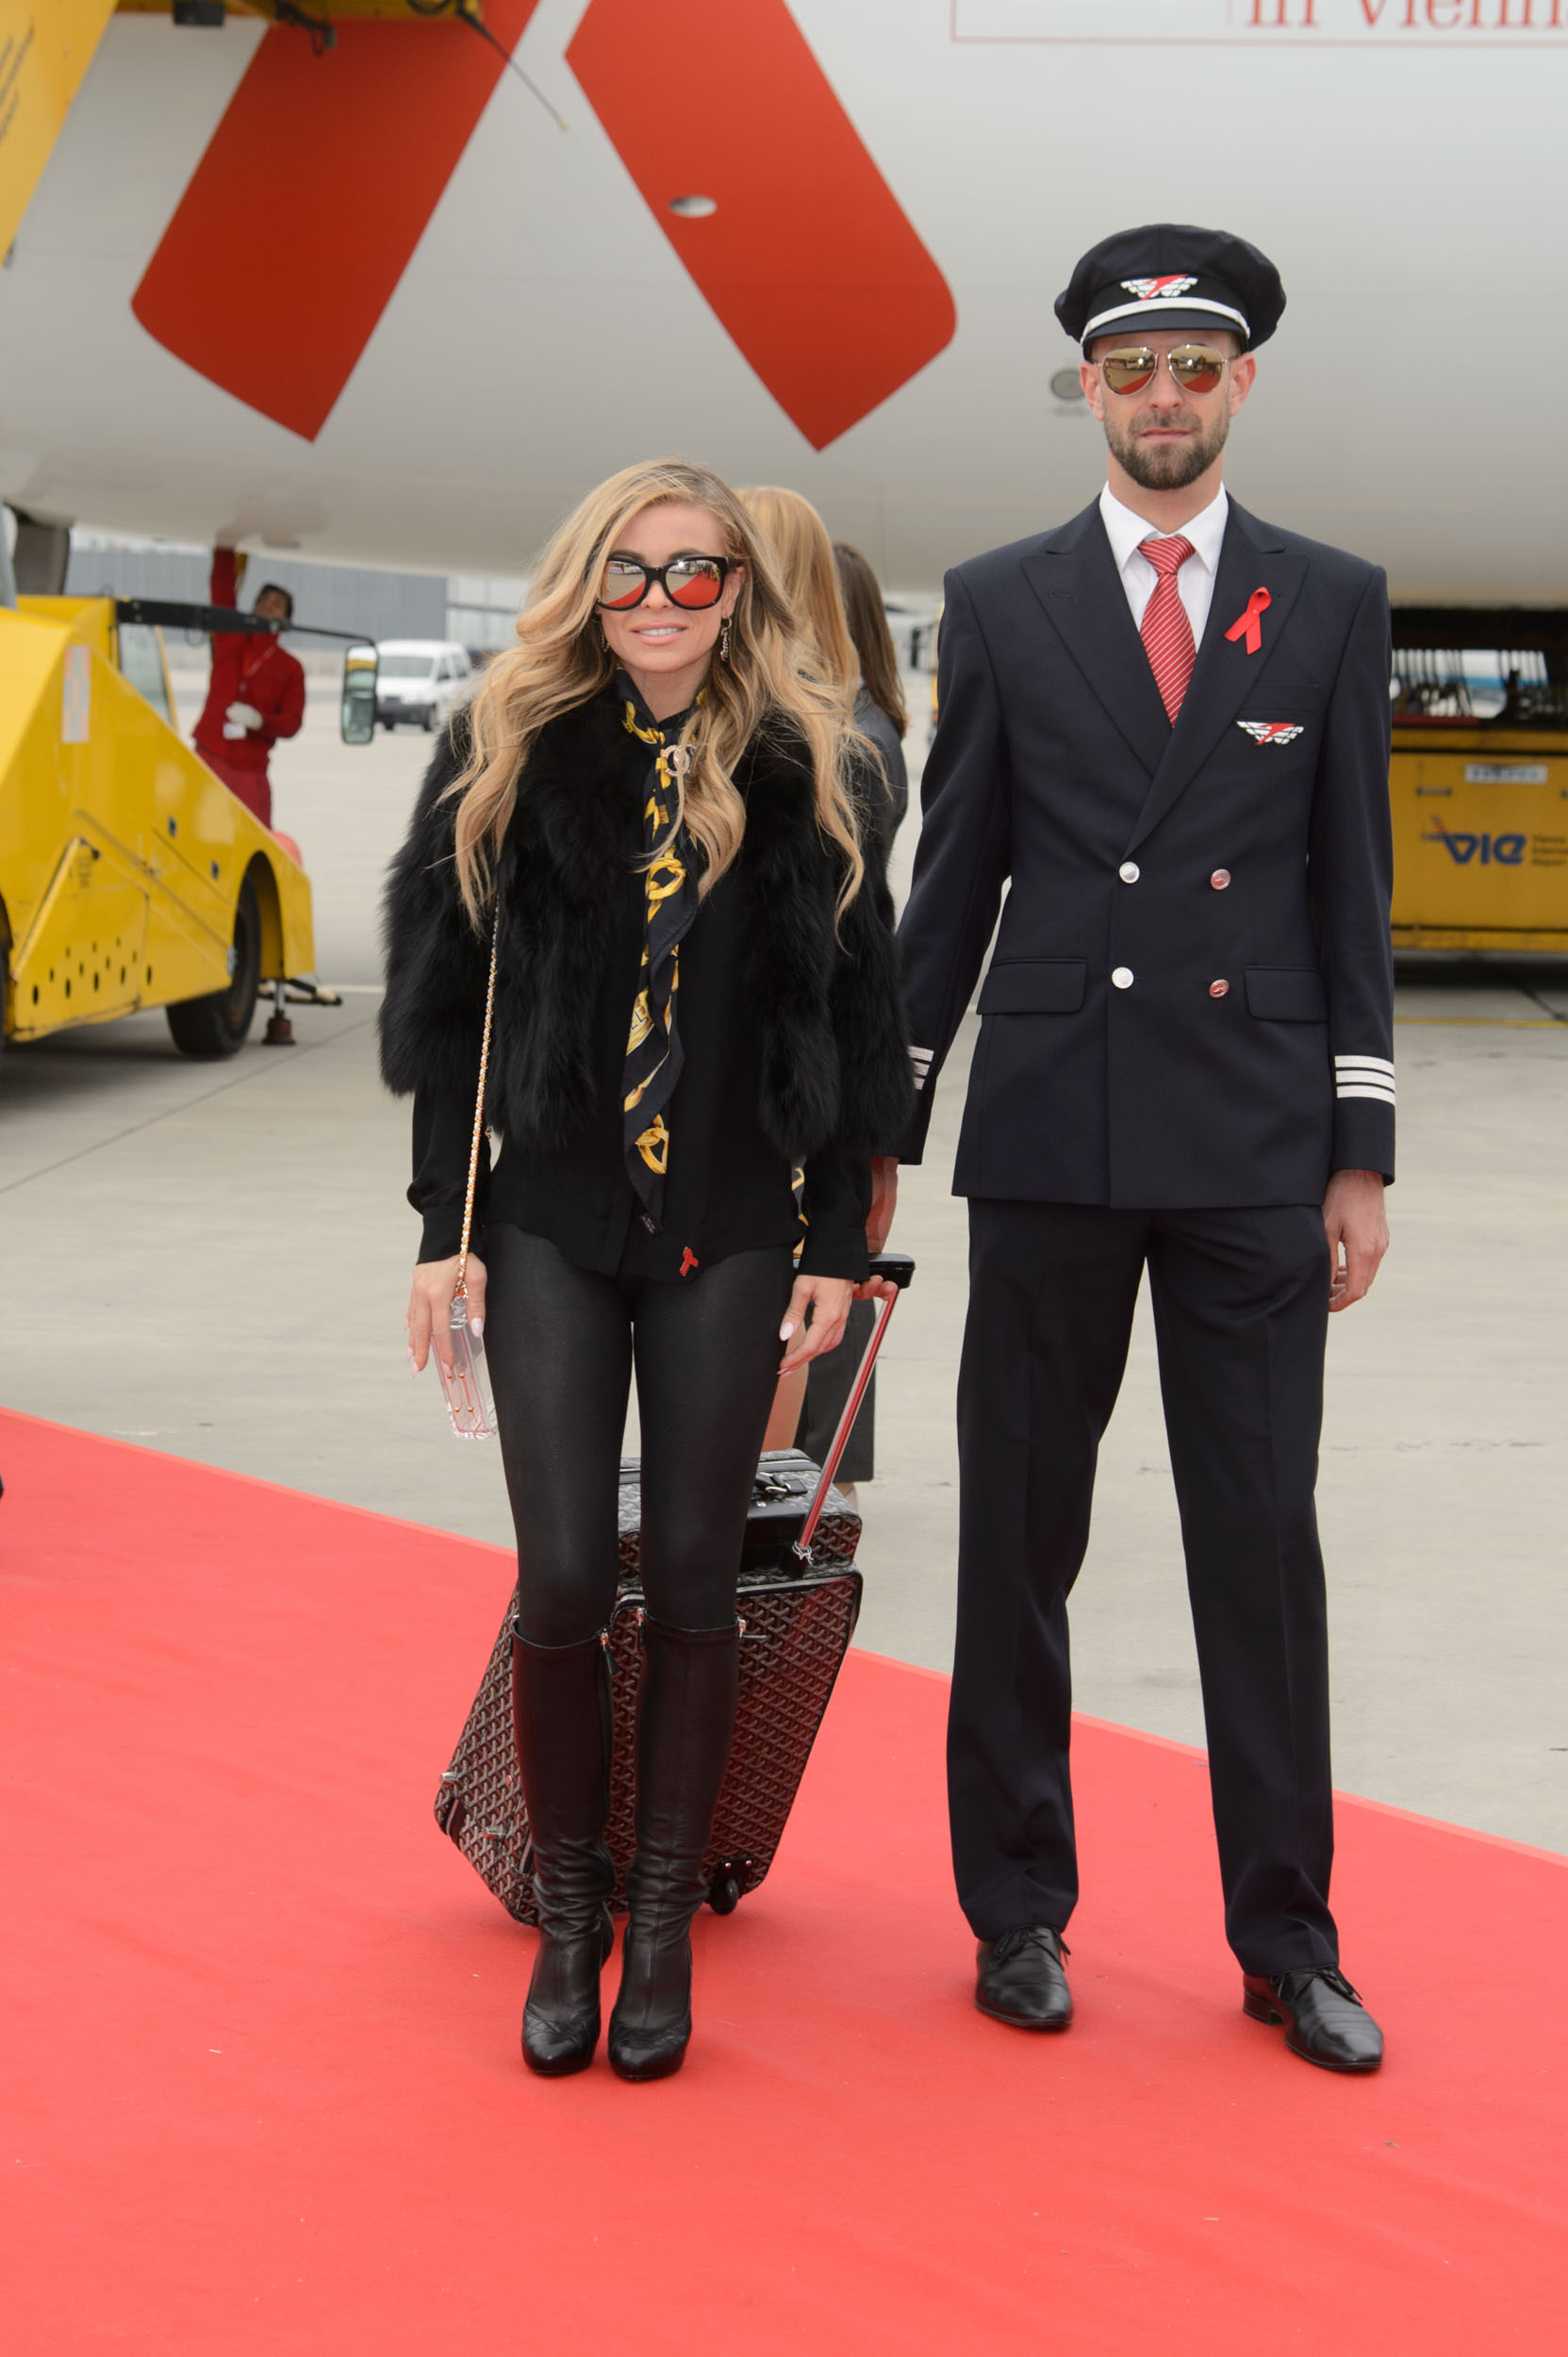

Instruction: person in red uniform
[192,548,306,828]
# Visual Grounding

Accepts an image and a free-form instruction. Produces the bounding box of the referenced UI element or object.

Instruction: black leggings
[484,1227,796,1646]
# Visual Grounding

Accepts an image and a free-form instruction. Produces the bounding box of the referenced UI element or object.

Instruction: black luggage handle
[792,1251,915,1562]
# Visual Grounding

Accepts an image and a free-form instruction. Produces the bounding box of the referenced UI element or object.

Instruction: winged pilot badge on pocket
[1237,721,1305,745]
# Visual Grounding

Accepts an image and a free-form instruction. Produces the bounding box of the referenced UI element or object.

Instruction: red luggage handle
[792,1252,915,1562]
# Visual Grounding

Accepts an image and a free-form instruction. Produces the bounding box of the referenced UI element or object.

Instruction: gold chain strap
[454,919,499,1298]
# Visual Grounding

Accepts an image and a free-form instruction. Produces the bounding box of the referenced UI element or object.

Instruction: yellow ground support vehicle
[1390,610,1568,953]
[0,592,376,1056]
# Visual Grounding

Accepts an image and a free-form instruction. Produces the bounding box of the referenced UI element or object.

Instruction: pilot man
[884,224,1395,2071]
[192,547,305,829]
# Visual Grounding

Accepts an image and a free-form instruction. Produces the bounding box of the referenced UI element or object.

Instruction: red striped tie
[1140,535,1197,722]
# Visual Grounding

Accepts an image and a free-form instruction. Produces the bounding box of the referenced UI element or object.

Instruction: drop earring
[718,619,732,661]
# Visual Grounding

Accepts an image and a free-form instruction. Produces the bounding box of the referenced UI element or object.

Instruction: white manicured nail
[470,1316,484,1337]
[779,1321,796,1341]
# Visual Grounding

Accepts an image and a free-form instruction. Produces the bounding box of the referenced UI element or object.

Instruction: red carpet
[2,1408,1562,2353]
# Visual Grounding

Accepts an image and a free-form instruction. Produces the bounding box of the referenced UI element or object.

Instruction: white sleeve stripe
[912,1072,928,1093]
[1334,1053,1395,1076]
[1336,1084,1396,1103]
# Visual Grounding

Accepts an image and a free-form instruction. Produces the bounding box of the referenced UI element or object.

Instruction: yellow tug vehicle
[0,594,376,1056]
[1389,610,1568,954]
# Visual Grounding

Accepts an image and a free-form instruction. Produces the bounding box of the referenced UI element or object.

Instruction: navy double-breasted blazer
[897,496,1395,1207]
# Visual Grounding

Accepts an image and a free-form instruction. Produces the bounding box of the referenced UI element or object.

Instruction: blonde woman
[380,460,911,2083]
[735,496,908,853]
[735,485,859,703]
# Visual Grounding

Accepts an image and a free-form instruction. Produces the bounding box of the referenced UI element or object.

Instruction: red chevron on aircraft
[129,0,955,451]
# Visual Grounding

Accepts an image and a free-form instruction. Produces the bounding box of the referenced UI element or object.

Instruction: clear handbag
[435,922,498,1442]
[437,1292,495,1441]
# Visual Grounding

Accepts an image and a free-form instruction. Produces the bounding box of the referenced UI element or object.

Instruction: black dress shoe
[1243,1967,1383,2073]
[975,1926,1073,2031]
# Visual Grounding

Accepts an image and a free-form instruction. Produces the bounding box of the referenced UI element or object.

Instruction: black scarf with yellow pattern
[618,678,702,1232]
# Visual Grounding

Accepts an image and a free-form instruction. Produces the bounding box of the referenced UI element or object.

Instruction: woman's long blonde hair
[738,485,859,701]
[445,457,864,927]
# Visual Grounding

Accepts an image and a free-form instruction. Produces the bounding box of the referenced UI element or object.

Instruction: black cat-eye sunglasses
[596,555,737,611]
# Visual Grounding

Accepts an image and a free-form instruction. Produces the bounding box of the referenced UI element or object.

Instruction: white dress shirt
[1098,482,1229,648]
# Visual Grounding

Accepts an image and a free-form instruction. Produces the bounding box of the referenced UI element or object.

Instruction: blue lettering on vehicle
[1422,826,1527,866]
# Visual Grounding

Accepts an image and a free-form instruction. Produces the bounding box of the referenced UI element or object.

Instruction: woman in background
[738,495,909,1487]
[798,541,914,1491]
[834,539,910,854]
[734,485,857,703]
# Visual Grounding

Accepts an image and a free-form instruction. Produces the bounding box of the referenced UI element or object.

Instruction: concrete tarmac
[2,676,1564,1856]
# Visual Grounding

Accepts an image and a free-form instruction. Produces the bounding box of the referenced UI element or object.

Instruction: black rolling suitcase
[434,1252,915,1921]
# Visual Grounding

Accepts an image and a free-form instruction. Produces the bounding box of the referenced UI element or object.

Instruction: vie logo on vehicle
[1423,818,1527,865]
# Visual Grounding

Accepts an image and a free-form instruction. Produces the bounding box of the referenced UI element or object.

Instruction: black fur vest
[378,693,913,1160]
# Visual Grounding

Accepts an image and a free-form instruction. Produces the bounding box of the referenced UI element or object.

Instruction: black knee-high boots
[609,1617,740,2083]
[510,1628,615,2077]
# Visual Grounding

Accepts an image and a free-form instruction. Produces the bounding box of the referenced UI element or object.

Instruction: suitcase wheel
[707,1866,744,1916]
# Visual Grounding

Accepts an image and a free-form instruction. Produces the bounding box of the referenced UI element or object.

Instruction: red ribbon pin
[1225,586,1271,655]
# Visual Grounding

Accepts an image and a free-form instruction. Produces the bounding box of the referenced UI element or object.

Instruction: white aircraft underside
[2,0,1563,599]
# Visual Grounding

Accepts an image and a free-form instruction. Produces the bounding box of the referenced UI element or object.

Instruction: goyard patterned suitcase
[434,1254,914,1922]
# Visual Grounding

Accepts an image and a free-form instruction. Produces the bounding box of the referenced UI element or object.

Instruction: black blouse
[407,687,870,1283]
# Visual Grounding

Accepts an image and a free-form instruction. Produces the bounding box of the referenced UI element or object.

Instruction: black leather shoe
[975,1926,1073,2031]
[1243,1967,1383,2073]
[609,1619,740,2083]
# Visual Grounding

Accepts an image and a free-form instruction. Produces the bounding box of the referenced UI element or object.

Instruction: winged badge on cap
[1121,275,1197,300]
[1237,721,1304,745]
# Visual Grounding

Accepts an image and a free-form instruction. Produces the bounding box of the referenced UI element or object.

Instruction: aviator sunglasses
[597,554,736,611]
[1098,345,1230,396]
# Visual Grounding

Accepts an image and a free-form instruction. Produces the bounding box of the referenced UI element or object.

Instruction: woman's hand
[777,1274,854,1377]
[407,1253,487,1376]
[854,1270,900,1302]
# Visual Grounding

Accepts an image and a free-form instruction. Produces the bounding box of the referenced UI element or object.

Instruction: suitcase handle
[792,1251,915,1561]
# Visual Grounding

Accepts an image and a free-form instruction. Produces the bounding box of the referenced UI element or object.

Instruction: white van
[375,640,473,732]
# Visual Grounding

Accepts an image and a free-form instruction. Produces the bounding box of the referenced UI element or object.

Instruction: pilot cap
[1055,223,1285,352]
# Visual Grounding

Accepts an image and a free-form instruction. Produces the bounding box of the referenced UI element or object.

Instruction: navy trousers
[949,1198,1338,1975]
